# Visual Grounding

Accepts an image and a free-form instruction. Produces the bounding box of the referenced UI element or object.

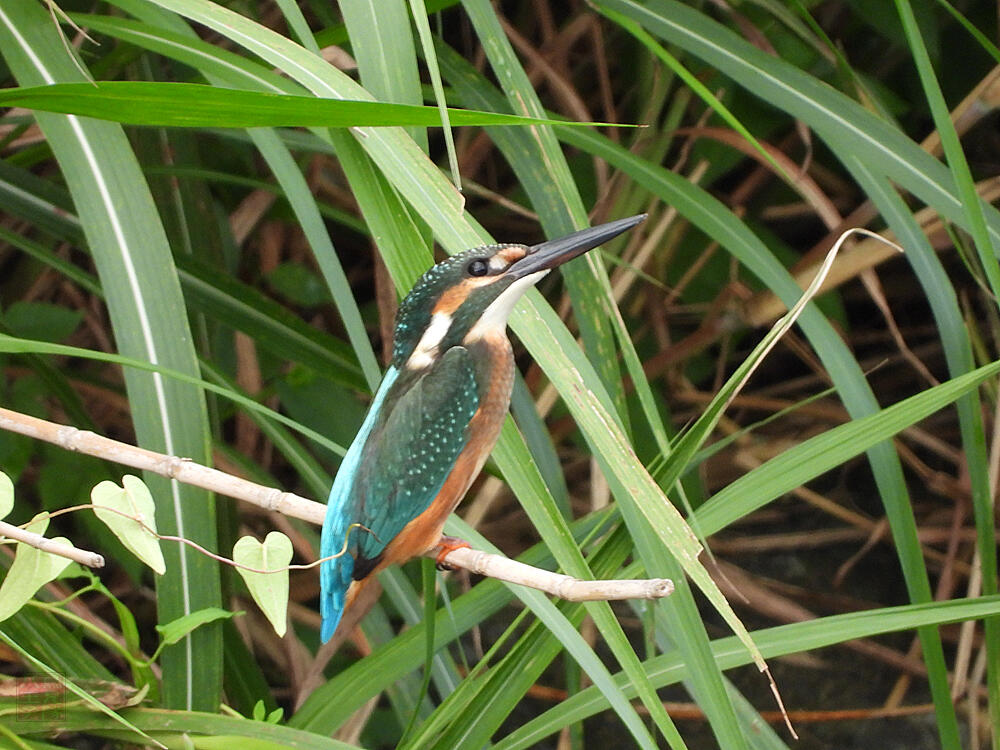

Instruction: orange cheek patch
[433,280,473,315]
[432,277,492,315]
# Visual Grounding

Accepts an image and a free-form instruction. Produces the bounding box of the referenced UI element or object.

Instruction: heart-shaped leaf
[233,532,292,637]
[0,513,73,622]
[92,475,165,575]
[0,471,13,520]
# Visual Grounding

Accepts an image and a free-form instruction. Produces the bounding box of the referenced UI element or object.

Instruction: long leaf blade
[0,2,222,710]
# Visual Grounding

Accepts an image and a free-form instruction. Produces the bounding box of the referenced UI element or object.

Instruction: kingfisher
[319,214,646,641]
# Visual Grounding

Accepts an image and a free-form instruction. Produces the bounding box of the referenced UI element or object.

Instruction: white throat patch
[406,311,451,370]
[465,269,549,342]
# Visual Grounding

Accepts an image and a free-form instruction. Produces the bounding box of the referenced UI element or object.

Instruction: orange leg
[435,535,472,570]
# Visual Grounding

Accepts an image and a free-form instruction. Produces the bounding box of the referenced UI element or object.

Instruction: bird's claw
[435,536,471,571]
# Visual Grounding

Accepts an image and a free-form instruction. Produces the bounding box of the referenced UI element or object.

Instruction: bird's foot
[435,536,471,571]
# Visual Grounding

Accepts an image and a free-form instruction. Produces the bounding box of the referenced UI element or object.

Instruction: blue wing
[319,347,480,641]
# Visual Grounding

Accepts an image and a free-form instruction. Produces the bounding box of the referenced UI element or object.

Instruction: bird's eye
[467,259,489,277]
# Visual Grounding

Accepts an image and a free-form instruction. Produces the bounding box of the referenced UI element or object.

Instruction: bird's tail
[320,511,356,642]
[319,556,353,642]
[321,567,379,643]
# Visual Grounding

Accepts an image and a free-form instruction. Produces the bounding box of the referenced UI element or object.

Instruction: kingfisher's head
[392,215,646,370]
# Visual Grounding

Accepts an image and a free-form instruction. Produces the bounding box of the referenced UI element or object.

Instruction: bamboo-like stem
[0,406,673,601]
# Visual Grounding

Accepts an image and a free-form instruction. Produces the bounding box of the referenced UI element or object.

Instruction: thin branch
[0,407,673,601]
[438,545,673,601]
[0,407,323,524]
[0,519,104,568]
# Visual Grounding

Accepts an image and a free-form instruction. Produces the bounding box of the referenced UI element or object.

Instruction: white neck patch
[405,311,452,370]
[465,269,548,342]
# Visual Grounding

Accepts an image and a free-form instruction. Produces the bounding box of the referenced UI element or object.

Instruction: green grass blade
[892,0,1000,298]
[843,160,1000,739]
[12,705,362,748]
[0,82,628,129]
[594,0,1000,245]
[340,0,427,151]
[397,560,438,746]
[290,515,608,731]
[0,335,344,455]
[409,0,460,186]
[496,594,1000,749]
[557,120,959,740]
[460,0,631,427]
[435,31,741,748]
[248,129,382,390]
[697,358,1000,533]
[0,2,221,710]
[134,3,757,741]
[889,3,1000,732]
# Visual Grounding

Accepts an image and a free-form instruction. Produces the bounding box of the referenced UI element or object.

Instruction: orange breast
[379,333,514,567]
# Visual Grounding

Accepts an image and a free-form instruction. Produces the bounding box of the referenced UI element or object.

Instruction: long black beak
[509,214,647,279]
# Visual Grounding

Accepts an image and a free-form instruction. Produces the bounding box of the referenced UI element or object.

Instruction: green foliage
[252,698,285,724]
[0,0,998,747]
